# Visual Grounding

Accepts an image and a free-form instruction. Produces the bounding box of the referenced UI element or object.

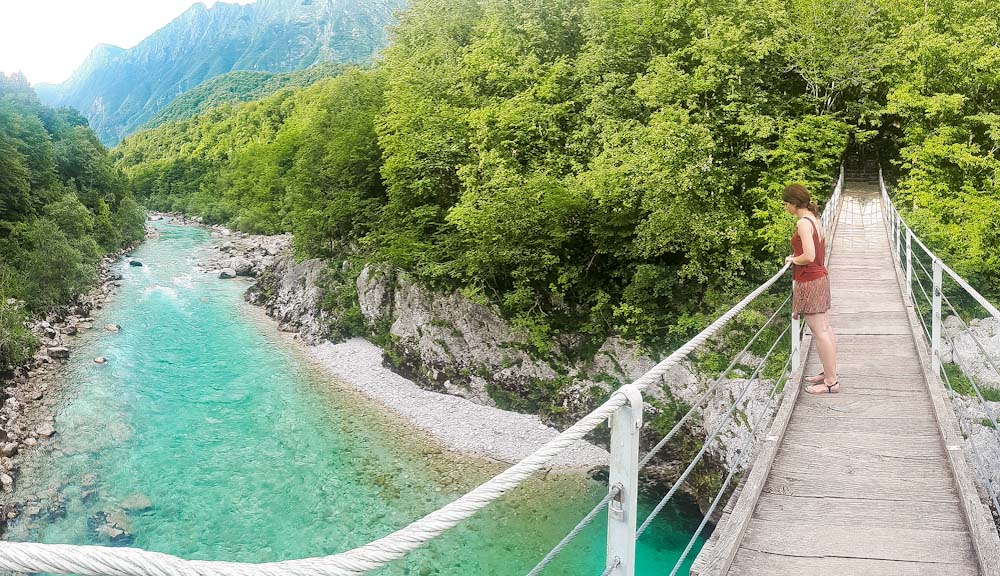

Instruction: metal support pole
[932,258,943,374]
[892,212,903,259]
[905,229,913,301]
[791,280,801,374]
[607,385,642,576]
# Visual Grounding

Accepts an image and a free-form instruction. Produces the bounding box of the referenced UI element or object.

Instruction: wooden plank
[728,547,979,576]
[763,469,960,503]
[752,493,968,531]
[739,520,975,564]
[793,395,933,419]
[771,440,947,479]
[780,431,944,459]
[785,414,939,435]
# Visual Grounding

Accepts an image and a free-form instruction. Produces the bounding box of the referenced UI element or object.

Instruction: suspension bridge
[0,166,999,576]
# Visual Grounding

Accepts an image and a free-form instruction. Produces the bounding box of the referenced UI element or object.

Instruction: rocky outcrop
[245,255,332,343]
[354,264,774,477]
[239,243,774,511]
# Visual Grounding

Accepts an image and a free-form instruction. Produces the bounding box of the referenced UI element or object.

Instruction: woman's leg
[804,311,839,392]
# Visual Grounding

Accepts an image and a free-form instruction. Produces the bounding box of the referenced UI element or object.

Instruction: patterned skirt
[793,275,832,315]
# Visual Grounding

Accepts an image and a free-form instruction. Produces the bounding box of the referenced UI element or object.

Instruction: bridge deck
[692,182,992,576]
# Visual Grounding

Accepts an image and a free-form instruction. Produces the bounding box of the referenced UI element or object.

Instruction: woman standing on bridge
[783,184,840,394]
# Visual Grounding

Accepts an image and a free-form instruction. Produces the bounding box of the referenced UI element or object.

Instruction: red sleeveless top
[791,217,828,282]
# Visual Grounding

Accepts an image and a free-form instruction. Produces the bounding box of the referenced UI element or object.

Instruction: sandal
[804,371,825,383]
[805,380,840,395]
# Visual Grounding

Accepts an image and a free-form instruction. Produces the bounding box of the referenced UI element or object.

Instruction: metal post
[894,213,901,261]
[932,258,943,374]
[791,279,801,374]
[607,385,642,576]
[905,229,913,301]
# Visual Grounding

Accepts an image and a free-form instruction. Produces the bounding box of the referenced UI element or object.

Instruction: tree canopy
[0,72,144,368]
[114,0,1000,354]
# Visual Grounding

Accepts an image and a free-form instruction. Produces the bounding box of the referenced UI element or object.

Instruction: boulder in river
[218,268,237,279]
[94,357,107,364]
[0,443,17,457]
[37,423,55,438]
[105,324,121,332]
[47,346,70,359]
[129,260,143,267]
[0,474,13,492]
[230,257,254,277]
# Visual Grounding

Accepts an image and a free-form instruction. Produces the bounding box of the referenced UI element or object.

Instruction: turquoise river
[4,220,705,574]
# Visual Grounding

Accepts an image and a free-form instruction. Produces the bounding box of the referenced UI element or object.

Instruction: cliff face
[36,0,405,145]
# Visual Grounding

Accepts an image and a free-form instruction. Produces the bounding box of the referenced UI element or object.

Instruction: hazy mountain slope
[37,0,404,145]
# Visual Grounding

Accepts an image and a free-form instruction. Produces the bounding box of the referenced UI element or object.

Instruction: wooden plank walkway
[691,182,999,576]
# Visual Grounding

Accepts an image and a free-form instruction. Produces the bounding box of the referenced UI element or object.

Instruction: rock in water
[94,357,107,364]
[105,324,121,332]
[231,257,254,277]
[129,260,143,267]
[37,423,56,438]
[0,474,13,492]
[120,493,153,513]
[47,346,70,359]
[218,268,237,279]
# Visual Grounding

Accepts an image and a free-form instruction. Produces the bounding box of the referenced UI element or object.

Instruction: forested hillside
[141,63,348,131]
[115,0,1000,353]
[0,73,145,368]
[36,0,405,145]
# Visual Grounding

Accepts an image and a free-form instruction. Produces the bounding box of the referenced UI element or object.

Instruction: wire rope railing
[879,167,1000,526]
[0,169,845,576]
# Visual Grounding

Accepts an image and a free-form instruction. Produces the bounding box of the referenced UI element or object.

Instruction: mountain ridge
[37,0,404,145]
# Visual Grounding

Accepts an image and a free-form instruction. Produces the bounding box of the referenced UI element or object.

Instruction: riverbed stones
[105,324,121,332]
[218,268,237,279]
[1,474,13,492]
[1,443,17,457]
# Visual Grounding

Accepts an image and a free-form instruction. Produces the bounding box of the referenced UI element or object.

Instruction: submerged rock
[94,357,107,364]
[105,324,121,333]
[218,268,237,279]
[120,493,153,513]
[129,260,143,267]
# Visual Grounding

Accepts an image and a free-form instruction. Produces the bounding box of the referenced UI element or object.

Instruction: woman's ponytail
[808,201,820,216]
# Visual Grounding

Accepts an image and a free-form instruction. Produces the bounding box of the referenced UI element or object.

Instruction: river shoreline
[194,219,609,470]
[0,239,139,521]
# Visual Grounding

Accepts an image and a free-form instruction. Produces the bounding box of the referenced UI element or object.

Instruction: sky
[0,0,256,85]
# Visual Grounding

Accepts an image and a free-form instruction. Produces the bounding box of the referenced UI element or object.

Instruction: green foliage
[116,0,1000,361]
[0,72,143,367]
[143,63,347,130]
[0,268,38,368]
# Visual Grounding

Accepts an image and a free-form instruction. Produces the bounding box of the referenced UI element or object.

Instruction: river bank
[0,238,142,520]
[192,218,609,469]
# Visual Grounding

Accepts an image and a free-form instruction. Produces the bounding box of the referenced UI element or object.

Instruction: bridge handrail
[879,167,1000,533]
[0,169,850,576]
[0,282,795,574]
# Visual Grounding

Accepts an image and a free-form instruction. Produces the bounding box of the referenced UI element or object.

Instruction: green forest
[103,0,1000,357]
[0,73,145,368]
